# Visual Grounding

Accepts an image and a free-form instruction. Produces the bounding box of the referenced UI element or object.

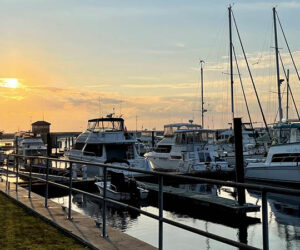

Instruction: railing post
[158,175,164,250]
[68,162,73,220]
[28,159,32,198]
[45,158,49,208]
[262,190,269,250]
[15,156,19,192]
[6,156,9,190]
[102,166,108,237]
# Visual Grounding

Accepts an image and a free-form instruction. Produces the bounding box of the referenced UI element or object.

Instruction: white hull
[245,165,300,184]
[95,181,149,201]
[146,154,181,171]
[66,152,151,178]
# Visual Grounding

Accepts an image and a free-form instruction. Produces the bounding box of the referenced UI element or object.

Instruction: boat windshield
[87,119,124,132]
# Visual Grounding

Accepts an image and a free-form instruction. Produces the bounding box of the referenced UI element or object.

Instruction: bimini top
[273,123,300,129]
[163,122,202,137]
[87,117,124,132]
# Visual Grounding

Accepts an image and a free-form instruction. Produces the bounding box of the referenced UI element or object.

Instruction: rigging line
[276,10,300,81]
[278,51,300,119]
[231,9,270,138]
[232,45,257,144]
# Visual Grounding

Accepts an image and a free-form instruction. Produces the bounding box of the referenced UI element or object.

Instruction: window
[83,144,103,157]
[73,143,85,150]
[271,153,300,162]
[199,152,205,162]
[106,144,135,162]
[154,145,172,153]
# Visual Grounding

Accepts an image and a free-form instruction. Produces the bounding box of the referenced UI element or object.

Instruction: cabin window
[83,144,103,157]
[73,143,85,150]
[154,145,171,153]
[198,152,205,162]
[106,144,135,162]
[271,153,300,162]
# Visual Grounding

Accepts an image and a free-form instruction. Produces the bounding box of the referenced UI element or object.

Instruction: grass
[0,192,87,249]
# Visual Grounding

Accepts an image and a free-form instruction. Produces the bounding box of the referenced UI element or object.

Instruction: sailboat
[245,7,300,185]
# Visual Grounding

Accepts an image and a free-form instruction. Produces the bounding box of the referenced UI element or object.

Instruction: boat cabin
[87,118,124,132]
[273,123,300,144]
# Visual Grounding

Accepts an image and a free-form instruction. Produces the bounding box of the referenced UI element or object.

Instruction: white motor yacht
[65,116,152,177]
[179,144,233,174]
[16,132,47,157]
[144,122,202,171]
[245,122,300,185]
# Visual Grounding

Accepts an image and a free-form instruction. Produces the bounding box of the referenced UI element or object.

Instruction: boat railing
[2,153,300,250]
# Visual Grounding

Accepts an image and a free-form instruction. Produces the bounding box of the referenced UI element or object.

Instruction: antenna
[199,59,206,128]
[98,97,101,117]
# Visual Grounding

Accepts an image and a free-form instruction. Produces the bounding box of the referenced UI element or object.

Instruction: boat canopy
[272,123,300,143]
[163,123,202,137]
[87,118,124,132]
[273,123,300,129]
[174,129,216,144]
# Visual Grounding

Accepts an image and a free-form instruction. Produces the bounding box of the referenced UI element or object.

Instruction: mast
[286,69,289,120]
[200,60,205,128]
[273,7,283,122]
[229,6,234,124]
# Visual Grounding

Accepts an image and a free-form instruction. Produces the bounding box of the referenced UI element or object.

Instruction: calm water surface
[51,184,300,250]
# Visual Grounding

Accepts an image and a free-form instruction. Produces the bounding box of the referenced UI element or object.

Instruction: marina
[0,2,299,250]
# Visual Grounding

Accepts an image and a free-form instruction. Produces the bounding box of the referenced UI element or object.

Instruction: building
[31,121,51,135]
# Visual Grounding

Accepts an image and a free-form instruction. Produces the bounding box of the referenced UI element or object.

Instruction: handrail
[4,153,300,250]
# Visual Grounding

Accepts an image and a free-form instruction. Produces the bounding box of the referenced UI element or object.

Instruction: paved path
[0,180,156,250]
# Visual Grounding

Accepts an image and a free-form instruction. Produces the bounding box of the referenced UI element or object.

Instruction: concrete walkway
[0,180,156,250]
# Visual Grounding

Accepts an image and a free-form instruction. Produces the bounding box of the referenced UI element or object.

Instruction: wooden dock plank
[0,181,156,250]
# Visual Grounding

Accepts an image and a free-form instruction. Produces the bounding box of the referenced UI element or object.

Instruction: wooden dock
[0,180,156,250]
[138,182,260,215]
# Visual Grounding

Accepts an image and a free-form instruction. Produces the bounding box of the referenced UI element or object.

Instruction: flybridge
[87,118,125,132]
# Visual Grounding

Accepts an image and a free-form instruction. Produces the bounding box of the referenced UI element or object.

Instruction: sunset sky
[0,0,300,132]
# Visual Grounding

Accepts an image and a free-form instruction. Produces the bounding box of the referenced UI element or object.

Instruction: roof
[164,123,202,128]
[31,121,51,126]
[273,123,300,129]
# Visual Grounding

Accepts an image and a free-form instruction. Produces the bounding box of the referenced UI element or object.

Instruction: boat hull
[245,165,300,184]
[95,181,149,201]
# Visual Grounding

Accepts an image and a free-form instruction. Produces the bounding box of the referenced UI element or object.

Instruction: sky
[0,0,300,132]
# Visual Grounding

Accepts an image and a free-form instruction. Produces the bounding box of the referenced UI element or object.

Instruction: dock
[0,180,156,250]
[138,181,260,215]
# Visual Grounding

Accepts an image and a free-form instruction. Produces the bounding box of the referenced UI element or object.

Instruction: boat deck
[0,179,156,250]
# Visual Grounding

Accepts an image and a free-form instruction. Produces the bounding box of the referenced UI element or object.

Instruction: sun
[2,78,18,88]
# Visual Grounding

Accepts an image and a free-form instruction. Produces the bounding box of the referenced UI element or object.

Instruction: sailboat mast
[273,7,283,122]
[286,69,289,120]
[200,60,205,128]
[229,6,234,124]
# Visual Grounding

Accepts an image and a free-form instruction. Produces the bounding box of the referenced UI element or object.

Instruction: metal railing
[2,153,300,250]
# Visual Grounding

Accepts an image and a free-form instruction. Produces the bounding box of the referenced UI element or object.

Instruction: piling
[234,118,246,206]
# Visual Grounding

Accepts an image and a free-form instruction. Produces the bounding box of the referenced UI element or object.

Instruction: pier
[1,153,300,250]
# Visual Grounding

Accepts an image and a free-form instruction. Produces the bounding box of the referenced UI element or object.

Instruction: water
[50,183,300,250]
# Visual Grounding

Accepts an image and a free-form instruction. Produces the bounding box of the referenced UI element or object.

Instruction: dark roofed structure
[31,121,51,126]
[32,120,51,135]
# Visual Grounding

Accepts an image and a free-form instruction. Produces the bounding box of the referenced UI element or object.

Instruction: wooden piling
[234,118,246,206]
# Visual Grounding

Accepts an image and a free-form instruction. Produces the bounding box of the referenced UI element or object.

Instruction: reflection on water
[49,184,300,250]
[248,190,300,250]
